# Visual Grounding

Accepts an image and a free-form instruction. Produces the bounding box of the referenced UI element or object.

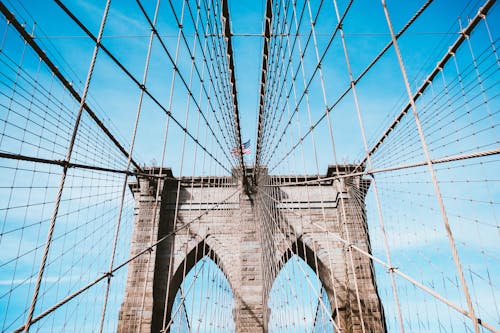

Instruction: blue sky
[0,0,499,332]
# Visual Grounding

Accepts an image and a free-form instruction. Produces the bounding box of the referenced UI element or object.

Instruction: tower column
[233,191,267,332]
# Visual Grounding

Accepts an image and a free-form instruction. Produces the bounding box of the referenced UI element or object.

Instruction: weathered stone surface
[117,166,386,333]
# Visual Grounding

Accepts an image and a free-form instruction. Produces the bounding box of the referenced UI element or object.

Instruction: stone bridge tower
[117,165,386,332]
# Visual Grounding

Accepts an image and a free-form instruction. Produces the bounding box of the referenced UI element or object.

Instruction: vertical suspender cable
[379,0,482,331]
[22,1,112,331]
[331,0,405,330]
[221,0,247,182]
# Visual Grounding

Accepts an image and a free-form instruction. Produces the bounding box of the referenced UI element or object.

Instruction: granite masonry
[117,165,386,333]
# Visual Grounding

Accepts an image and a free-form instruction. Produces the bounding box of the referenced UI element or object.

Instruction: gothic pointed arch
[152,237,236,332]
[276,237,344,323]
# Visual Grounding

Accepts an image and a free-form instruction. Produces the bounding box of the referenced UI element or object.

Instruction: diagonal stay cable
[264,0,429,167]
[259,189,497,333]
[135,0,238,168]
[260,0,317,165]
[184,1,238,151]
[261,0,353,167]
[12,188,239,333]
[195,0,240,146]
[0,1,142,172]
[258,0,304,170]
[264,0,352,164]
[53,0,234,173]
[266,0,433,171]
[160,0,239,154]
[358,0,497,171]
[260,0,303,157]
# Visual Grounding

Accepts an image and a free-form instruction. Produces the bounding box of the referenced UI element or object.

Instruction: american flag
[231,140,251,156]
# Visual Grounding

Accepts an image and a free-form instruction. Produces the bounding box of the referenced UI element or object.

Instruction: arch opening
[268,254,335,332]
[168,254,235,332]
